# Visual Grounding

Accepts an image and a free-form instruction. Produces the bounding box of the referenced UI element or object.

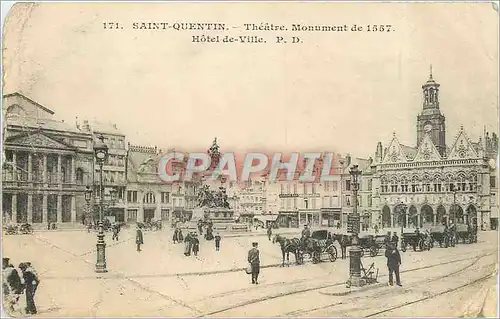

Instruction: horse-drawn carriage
[3,223,33,235]
[307,229,338,263]
[455,224,478,244]
[430,226,452,248]
[138,220,162,231]
[273,229,337,266]
[358,234,380,257]
[400,231,432,252]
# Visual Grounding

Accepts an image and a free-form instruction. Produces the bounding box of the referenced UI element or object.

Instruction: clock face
[424,124,432,132]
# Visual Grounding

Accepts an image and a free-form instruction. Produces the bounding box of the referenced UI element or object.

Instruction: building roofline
[3,92,55,115]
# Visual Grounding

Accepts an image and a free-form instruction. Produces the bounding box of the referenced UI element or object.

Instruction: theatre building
[2,93,94,226]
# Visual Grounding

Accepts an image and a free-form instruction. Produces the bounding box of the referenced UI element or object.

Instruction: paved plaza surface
[2,228,498,317]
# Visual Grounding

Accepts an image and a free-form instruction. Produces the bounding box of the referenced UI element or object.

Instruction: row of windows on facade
[240,195,263,203]
[379,179,480,193]
[126,191,187,206]
[103,155,126,167]
[279,194,371,210]
[100,136,125,150]
[279,181,340,194]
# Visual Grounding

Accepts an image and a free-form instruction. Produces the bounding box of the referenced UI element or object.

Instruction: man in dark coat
[173,228,179,244]
[19,262,40,315]
[391,232,399,248]
[340,235,348,259]
[112,223,119,241]
[136,225,144,252]
[184,232,193,256]
[192,233,200,256]
[267,225,273,241]
[215,233,221,251]
[385,243,402,286]
[247,242,260,284]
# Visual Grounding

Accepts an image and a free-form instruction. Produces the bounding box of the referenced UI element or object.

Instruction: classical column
[27,194,33,223]
[433,213,437,226]
[42,154,48,183]
[71,157,76,184]
[71,195,77,223]
[57,194,62,223]
[42,194,48,223]
[390,212,394,228]
[12,152,17,181]
[12,194,18,223]
[405,214,409,228]
[57,155,62,183]
[138,207,144,223]
[28,154,33,182]
[155,195,161,220]
[417,214,421,227]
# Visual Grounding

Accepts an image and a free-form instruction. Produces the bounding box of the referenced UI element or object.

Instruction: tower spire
[429,64,433,80]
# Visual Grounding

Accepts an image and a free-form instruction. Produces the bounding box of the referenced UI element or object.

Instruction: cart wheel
[369,246,378,257]
[329,246,338,262]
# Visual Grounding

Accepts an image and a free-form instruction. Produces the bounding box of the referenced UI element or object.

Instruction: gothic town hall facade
[360,71,498,231]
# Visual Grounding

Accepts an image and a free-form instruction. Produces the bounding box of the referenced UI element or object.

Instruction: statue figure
[138,156,155,173]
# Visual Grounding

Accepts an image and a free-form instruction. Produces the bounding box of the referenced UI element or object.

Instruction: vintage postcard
[1,1,498,317]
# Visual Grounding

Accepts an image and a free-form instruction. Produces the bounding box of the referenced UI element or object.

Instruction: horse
[273,234,301,266]
[332,233,351,259]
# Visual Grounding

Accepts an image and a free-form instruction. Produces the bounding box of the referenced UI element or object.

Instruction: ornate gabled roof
[400,144,418,160]
[3,92,55,115]
[413,133,442,162]
[447,126,480,160]
[127,145,162,183]
[382,133,410,164]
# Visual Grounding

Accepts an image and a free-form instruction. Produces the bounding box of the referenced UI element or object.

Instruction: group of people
[2,258,40,315]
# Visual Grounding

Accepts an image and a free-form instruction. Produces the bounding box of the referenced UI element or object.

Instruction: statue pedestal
[183,207,249,233]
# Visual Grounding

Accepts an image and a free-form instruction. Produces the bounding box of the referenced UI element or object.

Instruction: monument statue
[196,185,230,209]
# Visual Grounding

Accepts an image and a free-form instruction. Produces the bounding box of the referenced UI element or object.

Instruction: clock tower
[417,66,446,157]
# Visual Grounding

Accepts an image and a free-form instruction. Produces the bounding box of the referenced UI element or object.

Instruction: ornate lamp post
[94,135,109,273]
[348,165,362,287]
[399,203,407,235]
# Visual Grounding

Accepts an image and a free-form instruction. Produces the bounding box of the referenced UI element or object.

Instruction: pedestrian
[215,232,221,251]
[340,235,348,259]
[18,262,40,315]
[192,233,200,256]
[112,223,119,241]
[184,232,193,256]
[136,224,144,252]
[391,232,399,248]
[3,258,22,314]
[178,228,184,243]
[374,224,379,234]
[173,228,179,244]
[247,242,260,284]
[385,243,402,286]
[267,225,273,241]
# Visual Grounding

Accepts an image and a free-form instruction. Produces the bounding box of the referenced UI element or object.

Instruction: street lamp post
[94,135,109,273]
[452,190,457,224]
[399,203,407,236]
[348,165,362,287]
